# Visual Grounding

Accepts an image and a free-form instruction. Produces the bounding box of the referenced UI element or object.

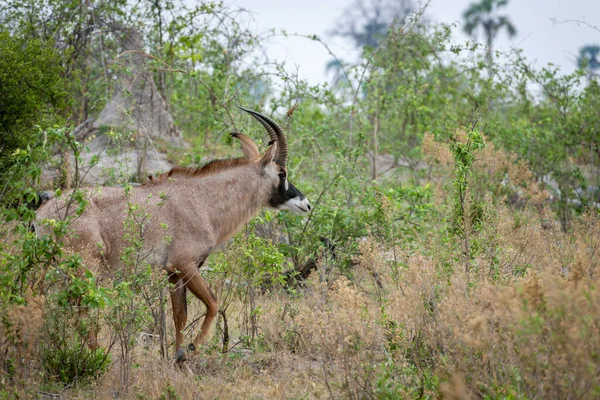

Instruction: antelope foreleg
[168,273,187,355]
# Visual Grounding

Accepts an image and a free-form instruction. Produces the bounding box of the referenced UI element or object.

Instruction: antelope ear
[259,141,278,169]
[231,132,260,160]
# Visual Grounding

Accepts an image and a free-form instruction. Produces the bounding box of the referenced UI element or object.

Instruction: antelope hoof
[175,348,187,363]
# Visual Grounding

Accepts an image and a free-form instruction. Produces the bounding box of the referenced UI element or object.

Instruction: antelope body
[35,108,310,360]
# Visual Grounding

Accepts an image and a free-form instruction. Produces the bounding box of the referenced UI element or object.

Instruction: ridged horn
[237,106,288,167]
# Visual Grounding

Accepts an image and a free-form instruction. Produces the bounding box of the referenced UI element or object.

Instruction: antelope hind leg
[181,269,218,353]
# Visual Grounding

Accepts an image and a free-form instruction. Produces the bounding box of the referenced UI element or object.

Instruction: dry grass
[3,206,600,399]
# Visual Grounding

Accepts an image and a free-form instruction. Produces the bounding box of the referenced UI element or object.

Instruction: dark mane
[145,157,251,185]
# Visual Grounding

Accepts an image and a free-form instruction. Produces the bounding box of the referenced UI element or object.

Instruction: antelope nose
[307,203,311,211]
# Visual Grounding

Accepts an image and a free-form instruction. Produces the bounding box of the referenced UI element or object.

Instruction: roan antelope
[35,107,311,363]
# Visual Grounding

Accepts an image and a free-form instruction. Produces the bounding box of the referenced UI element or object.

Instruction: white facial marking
[279,197,311,215]
[284,179,289,191]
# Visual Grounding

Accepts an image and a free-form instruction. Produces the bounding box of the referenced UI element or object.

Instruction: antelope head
[235,107,311,215]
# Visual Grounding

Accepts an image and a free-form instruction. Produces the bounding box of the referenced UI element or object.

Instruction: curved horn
[237,107,277,147]
[237,106,288,167]
[230,132,260,160]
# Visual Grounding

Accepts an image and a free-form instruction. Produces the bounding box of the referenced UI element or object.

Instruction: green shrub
[41,310,110,384]
[0,29,70,190]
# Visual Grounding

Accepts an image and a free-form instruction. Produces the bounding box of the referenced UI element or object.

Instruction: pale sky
[230,0,600,85]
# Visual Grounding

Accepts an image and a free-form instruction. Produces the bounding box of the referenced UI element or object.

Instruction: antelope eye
[278,172,287,179]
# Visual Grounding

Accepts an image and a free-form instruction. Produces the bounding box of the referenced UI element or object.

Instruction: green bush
[41,342,111,385]
[41,310,110,385]
[0,30,70,202]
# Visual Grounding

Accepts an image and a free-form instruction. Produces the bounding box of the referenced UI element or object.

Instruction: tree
[330,0,414,49]
[577,44,600,79]
[463,0,517,67]
[326,0,415,90]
